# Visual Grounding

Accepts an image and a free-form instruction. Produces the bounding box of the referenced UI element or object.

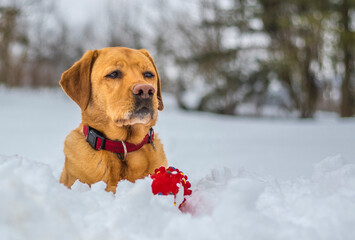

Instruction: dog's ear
[59,50,98,111]
[139,49,164,111]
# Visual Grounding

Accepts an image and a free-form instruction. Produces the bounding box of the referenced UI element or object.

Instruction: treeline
[0,0,354,118]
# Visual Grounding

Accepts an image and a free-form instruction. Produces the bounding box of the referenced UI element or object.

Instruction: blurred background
[0,0,354,118]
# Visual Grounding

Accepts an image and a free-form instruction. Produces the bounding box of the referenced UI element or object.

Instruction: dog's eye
[105,70,122,79]
[143,71,155,78]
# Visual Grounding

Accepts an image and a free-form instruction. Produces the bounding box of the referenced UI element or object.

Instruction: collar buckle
[148,128,154,143]
[86,127,106,150]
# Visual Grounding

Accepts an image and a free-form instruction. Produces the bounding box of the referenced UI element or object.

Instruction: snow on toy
[151,166,192,209]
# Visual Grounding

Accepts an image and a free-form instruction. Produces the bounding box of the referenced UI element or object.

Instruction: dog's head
[60,47,164,127]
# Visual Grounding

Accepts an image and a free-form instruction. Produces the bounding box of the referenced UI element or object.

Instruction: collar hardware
[86,127,106,150]
[83,125,154,155]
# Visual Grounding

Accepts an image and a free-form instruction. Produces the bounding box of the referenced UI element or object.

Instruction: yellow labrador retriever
[59,47,167,193]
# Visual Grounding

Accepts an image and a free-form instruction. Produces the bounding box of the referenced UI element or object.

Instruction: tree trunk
[340,0,354,117]
[0,9,16,85]
[300,46,318,118]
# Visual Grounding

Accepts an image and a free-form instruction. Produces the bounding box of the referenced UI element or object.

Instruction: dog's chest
[103,147,151,182]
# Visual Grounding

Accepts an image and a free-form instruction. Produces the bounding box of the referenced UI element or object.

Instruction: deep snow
[0,88,355,240]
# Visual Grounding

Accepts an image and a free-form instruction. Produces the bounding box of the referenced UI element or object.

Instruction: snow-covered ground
[0,87,355,240]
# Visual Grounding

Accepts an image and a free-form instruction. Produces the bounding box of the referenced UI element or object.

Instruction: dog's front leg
[60,130,116,189]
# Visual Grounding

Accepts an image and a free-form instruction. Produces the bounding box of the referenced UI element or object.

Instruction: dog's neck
[81,108,156,145]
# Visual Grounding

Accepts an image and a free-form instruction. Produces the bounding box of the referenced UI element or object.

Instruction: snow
[0,87,355,240]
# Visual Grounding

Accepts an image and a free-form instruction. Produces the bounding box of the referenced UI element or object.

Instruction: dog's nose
[132,84,155,99]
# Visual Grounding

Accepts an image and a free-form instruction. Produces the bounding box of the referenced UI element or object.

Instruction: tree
[168,0,268,115]
[0,6,28,86]
[338,0,355,117]
[258,0,330,118]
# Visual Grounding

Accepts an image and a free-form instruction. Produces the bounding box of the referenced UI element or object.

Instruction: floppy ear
[139,49,164,111]
[59,50,97,111]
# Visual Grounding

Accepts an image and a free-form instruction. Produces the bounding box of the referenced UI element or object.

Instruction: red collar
[83,125,154,154]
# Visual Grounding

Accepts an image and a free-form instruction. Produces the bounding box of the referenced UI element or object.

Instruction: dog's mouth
[114,103,155,127]
[132,106,153,117]
[133,107,152,117]
[131,98,154,118]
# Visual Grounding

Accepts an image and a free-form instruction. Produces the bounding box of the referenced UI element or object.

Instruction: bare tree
[339,0,355,117]
[0,6,28,86]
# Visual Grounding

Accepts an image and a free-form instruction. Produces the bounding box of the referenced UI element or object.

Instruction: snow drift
[1,154,354,240]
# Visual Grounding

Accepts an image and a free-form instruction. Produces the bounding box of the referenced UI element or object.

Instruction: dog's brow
[114,61,126,68]
[104,67,123,75]
[136,61,151,71]
[102,61,126,73]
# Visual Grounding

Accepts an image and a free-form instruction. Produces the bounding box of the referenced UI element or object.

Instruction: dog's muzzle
[132,84,155,118]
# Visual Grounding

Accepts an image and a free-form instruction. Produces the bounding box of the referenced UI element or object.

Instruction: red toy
[151,166,192,209]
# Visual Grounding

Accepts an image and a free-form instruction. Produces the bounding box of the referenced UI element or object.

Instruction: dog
[59,47,167,193]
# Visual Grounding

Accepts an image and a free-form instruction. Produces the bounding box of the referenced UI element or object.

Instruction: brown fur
[59,47,167,193]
